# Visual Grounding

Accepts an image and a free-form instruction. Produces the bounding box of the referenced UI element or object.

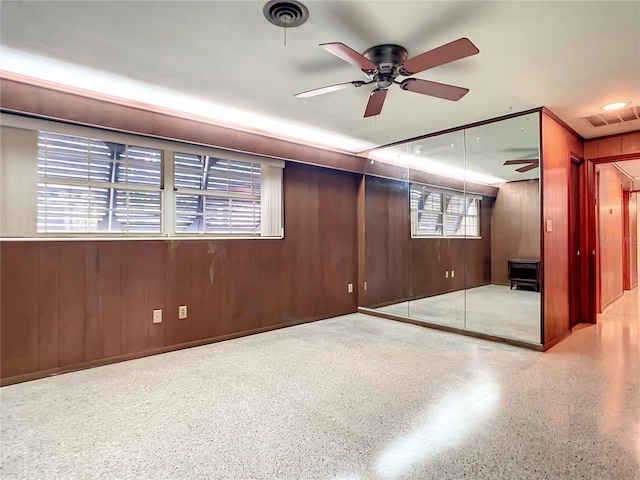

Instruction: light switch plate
[546,219,553,232]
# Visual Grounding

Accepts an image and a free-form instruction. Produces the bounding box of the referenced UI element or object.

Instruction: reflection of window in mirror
[410,183,480,238]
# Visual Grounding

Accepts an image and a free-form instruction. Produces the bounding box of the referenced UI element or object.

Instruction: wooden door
[569,161,582,328]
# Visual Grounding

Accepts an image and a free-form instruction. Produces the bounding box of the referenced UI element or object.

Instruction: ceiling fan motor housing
[363,44,408,87]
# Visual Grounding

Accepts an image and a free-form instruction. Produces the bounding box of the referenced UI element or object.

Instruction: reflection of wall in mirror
[490,179,540,285]
[363,175,493,308]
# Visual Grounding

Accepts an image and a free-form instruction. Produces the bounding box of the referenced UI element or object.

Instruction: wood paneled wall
[597,164,625,308]
[0,162,360,383]
[490,179,541,285]
[584,131,640,159]
[630,193,638,288]
[363,175,492,308]
[0,77,366,174]
[541,112,583,347]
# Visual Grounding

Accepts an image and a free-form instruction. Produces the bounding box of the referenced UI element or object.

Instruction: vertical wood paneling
[98,242,122,358]
[541,112,583,346]
[621,132,640,154]
[630,193,638,288]
[58,243,86,366]
[491,180,541,285]
[0,243,39,377]
[146,241,166,349]
[189,241,208,341]
[597,164,625,306]
[584,131,640,160]
[120,242,148,354]
[1,162,360,382]
[38,243,60,370]
[165,241,192,345]
[84,242,102,361]
[597,137,623,157]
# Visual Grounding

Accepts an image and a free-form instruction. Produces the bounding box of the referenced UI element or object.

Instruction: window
[410,183,480,237]
[0,116,284,239]
[37,131,162,233]
[174,153,262,235]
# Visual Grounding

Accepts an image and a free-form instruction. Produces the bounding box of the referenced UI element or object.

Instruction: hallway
[1,292,639,479]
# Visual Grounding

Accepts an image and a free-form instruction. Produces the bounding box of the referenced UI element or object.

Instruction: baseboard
[0,313,343,387]
[358,307,544,351]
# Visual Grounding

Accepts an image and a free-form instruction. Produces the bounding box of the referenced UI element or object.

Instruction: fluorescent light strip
[0,47,374,153]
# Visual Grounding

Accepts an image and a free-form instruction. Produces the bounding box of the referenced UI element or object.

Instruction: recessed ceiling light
[603,101,629,111]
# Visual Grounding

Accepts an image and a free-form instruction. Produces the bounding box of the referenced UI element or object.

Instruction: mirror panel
[464,113,541,342]
[363,112,542,345]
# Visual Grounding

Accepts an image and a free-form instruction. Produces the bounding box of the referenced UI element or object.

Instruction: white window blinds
[37,131,162,233]
[410,183,480,237]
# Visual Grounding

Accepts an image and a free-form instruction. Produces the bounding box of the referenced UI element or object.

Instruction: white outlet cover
[153,309,162,324]
[178,305,187,319]
[451,271,455,278]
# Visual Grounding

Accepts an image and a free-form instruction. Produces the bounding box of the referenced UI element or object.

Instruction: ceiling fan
[294,38,479,117]
[503,159,540,173]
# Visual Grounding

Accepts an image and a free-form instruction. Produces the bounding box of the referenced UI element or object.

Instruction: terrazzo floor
[376,284,541,343]
[1,287,639,479]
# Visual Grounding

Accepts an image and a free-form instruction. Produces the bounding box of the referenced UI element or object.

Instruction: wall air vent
[584,105,640,128]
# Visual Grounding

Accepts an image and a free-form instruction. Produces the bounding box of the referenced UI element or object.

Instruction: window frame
[0,113,284,240]
[410,183,482,239]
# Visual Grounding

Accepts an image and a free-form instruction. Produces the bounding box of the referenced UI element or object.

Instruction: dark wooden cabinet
[508,259,541,292]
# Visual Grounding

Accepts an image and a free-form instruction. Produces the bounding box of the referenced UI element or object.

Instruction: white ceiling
[1,1,639,153]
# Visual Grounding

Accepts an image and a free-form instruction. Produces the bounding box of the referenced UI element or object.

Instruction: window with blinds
[37,131,162,233]
[410,183,480,237]
[174,152,262,235]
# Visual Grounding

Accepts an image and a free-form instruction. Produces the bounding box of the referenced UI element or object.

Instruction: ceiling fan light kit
[295,38,480,118]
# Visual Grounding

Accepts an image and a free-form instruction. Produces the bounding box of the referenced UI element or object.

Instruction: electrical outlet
[445,271,449,278]
[451,270,455,278]
[152,309,162,324]
[364,281,367,291]
[348,283,354,293]
[178,305,187,319]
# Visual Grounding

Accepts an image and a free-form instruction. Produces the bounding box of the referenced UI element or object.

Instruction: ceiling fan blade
[516,163,540,173]
[504,159,539,165]
[294,81,366,98]
[400,78,469,101]
[400,38,479,75]
[320,42,378,71]
[364,89,387,117]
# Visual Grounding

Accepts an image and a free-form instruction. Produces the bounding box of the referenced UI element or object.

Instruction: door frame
[569,154,587,327]
[586,153,640,322]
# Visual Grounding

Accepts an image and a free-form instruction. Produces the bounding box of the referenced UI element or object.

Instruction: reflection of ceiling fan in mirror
[294,38,479,117]
[503,159,540,173]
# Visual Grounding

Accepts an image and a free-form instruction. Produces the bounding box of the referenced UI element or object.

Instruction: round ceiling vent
[263,0,309,28]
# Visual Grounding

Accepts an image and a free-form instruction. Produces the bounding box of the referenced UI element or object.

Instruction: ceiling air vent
[584,105,640,128]
[263,0,309,28]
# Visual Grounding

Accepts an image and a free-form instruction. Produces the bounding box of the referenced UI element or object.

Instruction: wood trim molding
[589,153,640,164]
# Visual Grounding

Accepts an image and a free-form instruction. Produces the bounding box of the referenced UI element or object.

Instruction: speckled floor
[376,284,541,343]
[1,287,639,479]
